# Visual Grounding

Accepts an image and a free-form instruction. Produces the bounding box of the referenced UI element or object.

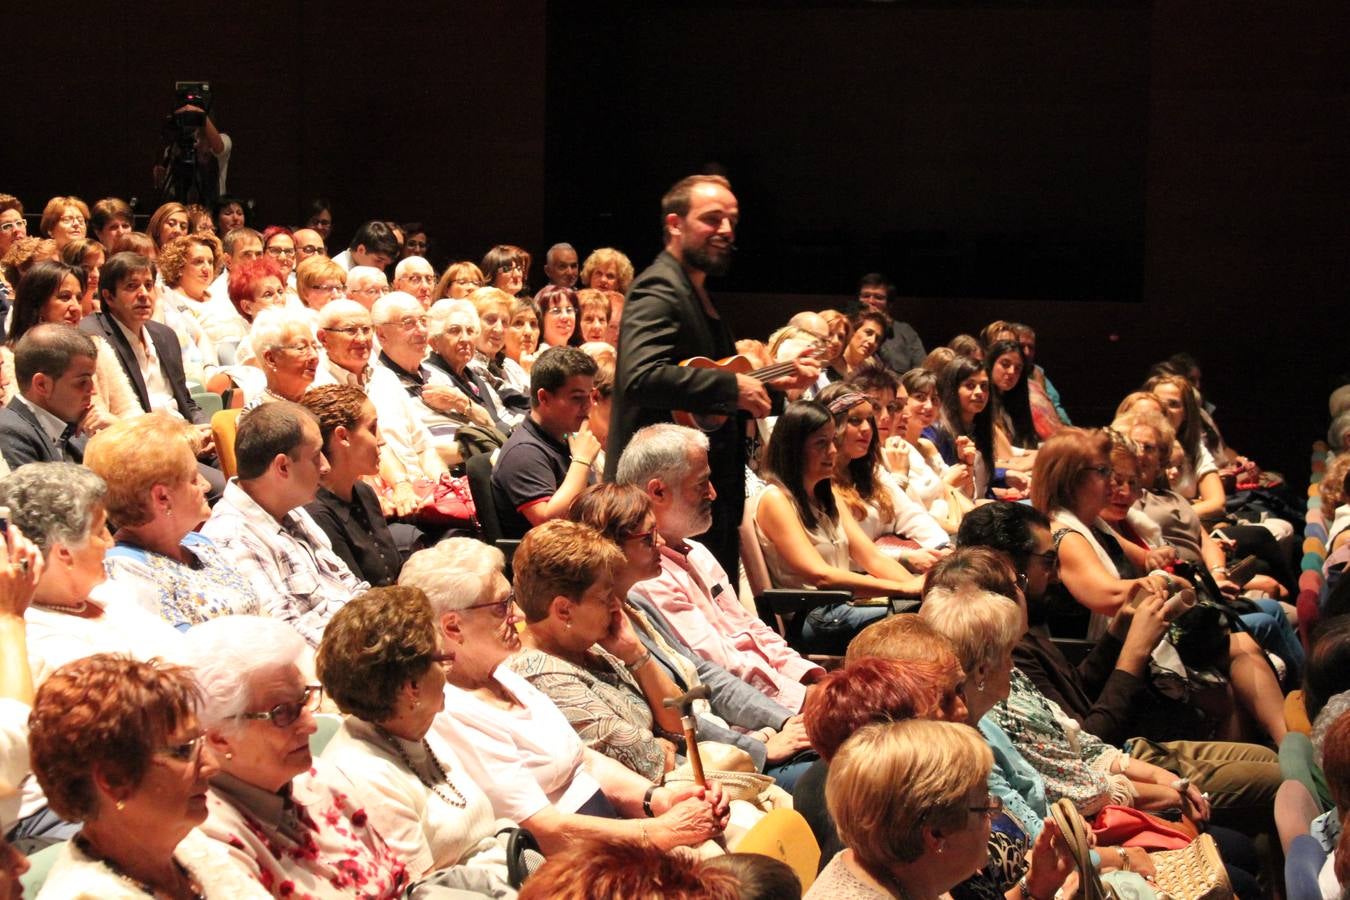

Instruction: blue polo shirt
[490,416,591,538]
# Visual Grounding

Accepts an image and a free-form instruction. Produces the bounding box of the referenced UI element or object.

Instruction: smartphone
[1226,555,1259,586]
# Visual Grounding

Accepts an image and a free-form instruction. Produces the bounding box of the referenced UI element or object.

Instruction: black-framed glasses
[238,685,322,728]
[1029,549,1058,568]
[324,324,374,338]
[1084,464,1111,479]
[464,592,514,619]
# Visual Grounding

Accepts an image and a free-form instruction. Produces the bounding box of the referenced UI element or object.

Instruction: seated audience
[0,324,97,468]
[1031,427,1287,744]
[40,196,89,252]
[238,307,319,410]
[346,264,390,310]
[510,519,684,782]
[392,255,435,308]
[294,253,345,312]
[805,719,1000,900]
[751,400,922,650]
[535,284,579,349]
[148,202,190,252]
[90,196,133,252]
[925,355,1000,498]
[576,288,611,343]
[185,615,410,898]
[29,654,270,898]
[1277,708,1350,899]
[579,247,634,294]
[314,299,446,517]
[481,244,530,297]
[856,273,926,375]
[316,586,516,891]
[501,296,541,391]
[884,367,976,532]
[1010,322,1070,430]
[400,538,729,854]
[816,383,949,560]
[542,242,579,289]
[491,346,600,537]
[83,252,211,430]
[86,414,261,629]
[59,236,105,316]
[332,220,400,272]
[433,260,484,301]
[571,483,815,790]
[261,226,300,302]
[617,423,827,714]
[838,309,888,379]
[300,385,405,586]
[467,286,530,430]
[519,839,740,900]
[985,339,1039,469]
[155,233,225,367]
[200,401,368,645]
[425,299,508,436]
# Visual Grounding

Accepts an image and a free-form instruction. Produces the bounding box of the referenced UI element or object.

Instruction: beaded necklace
[375,725,467,809]
[74,834,204,900]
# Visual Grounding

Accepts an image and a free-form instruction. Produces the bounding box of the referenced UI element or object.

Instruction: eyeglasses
[624,530,657,548]
[401,274,436,286]
[1085,464,1111,479]
[497,261,523,273]
[388,315,429,331]
[58,215,85,226]
[545,306,576,317]
[324,324,374,338]
[276,341,321,356]
[453,278,482,289]
[969,795,1004,819]
[464,592,515,619]
[311,283,345,294]
[296,244,325,256]
[406,240,428,250]
[266,246,297,258]
[0,220,25,233]
[157,734,207,764]
[239,685,323,728]
[349,286,388,297]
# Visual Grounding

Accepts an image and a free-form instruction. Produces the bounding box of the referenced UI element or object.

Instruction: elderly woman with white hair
[240,307,322,411]
[187,615,412,898]
[0,462,180,849]
[467,286,530,431]
[346,265,389,311]
[426,299,513,436]
[400,538,730,855]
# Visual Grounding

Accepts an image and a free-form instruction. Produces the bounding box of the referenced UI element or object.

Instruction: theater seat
[733,808,821,891]
[211,408,243,479]
[465,451,521,576]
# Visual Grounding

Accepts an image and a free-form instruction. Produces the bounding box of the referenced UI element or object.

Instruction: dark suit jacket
[0,397,85,469]
[1013,629,1146,748]
[80,313,206,424]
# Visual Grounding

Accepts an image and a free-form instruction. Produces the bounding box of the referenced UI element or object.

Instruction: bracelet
[1019,874,1052,900]
[625,650,652,672]
[643,784,658,818]
[572,457,593,468]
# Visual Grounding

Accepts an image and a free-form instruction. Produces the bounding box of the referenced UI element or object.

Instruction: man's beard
[685,243,732,277]
[674,502,715,541]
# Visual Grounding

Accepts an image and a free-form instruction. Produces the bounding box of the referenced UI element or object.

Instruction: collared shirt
[630,538,822,713]
[14,394,72,458]
[305,483,402,586]
[200,480,368,646]
[202,764,409,899]
[111,315,181,418]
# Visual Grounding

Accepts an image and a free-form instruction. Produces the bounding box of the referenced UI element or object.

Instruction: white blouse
[749,486,850,590]
[321,717,509,882]
[37,828,270,899]
[433,666,602,823]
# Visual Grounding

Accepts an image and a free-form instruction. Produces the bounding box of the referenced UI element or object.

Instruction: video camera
[173,81,212,128]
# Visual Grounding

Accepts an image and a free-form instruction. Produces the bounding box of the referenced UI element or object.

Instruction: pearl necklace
[30,598,89,615]
[376,726,467,809]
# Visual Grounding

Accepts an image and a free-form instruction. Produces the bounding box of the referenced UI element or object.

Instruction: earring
[564,620,572,630]
[412,697,420,710]
[115,800,125,811]
[976,680,986,693]
[225,752,234,761]
[937,842,945,854]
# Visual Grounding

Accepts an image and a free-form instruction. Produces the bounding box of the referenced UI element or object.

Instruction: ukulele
[673,343,826,433]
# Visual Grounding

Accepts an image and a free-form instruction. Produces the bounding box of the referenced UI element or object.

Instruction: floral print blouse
[200,764,409,899]
[986,668,1129,817]
[104,532,261,631]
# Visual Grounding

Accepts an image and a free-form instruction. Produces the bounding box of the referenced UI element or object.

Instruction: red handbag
[1091,805,1194,850]
[419,474,478,528]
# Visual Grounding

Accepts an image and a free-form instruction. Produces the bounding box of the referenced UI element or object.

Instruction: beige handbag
[1049,798,1231,900]
[664,742,793,811]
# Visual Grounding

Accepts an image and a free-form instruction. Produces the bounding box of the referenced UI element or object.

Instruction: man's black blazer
[80,313,206,424]
[0,397,85,469]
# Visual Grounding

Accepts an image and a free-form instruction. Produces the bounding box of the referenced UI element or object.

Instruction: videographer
[153,83,232,206]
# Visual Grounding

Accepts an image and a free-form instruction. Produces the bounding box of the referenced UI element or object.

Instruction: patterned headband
[826,391,869,416]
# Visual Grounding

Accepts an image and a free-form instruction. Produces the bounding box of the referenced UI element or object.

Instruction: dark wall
[7,2,1348,480]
